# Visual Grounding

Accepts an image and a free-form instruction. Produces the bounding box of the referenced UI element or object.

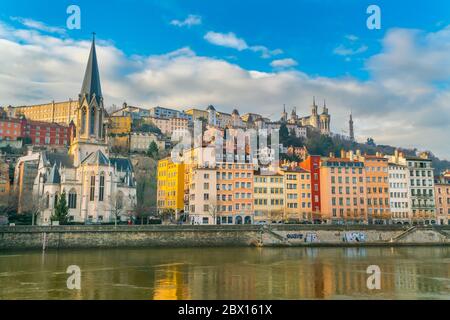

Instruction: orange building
[361,155,391,224]
[216,161,254,224]
[320,157,367,224]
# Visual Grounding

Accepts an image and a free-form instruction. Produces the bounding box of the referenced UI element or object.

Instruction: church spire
[80,33,102,105]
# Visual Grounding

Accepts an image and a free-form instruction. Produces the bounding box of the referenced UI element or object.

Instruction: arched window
[81,107,87,134]
[90,175,95,201]
[54,193,59,208]
[99,172,105,202]
[68,189,77,209]
[45,193,50,209]
[90,107,96,136]
[98,111,103,138]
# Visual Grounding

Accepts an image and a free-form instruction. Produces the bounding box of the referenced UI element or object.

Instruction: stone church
[17,37,137,225]
[282,97,331,135]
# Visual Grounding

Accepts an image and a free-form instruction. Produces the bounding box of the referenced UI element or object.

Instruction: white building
[388,162,411,224]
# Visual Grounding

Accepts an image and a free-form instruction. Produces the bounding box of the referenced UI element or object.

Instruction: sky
[0,0,449,159]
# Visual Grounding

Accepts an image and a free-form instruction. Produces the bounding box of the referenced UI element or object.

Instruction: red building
[0,116,74,147]
[300,155,321,214]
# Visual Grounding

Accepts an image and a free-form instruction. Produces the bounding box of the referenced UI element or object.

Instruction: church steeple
[80,33,102,105]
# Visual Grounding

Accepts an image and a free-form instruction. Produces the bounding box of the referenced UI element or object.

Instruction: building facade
[435,175,450,225]
[388,162,411,224]
[320,158,367,224]
[253,173,284,222]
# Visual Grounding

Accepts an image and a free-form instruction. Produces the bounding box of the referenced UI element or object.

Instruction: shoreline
[1,225,449,250]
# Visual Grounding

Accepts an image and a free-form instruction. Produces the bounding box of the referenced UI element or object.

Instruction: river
[0,247,449,299]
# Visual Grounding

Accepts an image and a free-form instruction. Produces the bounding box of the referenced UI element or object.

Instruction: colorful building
[320,157,367,224]
[300,155,321,214]
[281,167,312,222]
[435,175,450,225]
[157,157,185,216]
[109,115,132,135]
[361,155,391,224]
[253,173,284,222]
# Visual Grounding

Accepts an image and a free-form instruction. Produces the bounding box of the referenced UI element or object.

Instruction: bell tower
[69,34,108,166]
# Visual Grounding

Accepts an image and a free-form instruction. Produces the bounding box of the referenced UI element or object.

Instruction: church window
[99,173,105,202]
[45,193,50,208]
[81,107,87,134]
[54,193,59,208]
[90,176,95,201]
[90,107,96,135]
[68,190,77,209]
[98,111,103,138]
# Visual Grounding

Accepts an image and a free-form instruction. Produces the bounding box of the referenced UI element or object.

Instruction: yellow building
[253,173,284,222]
[13,100,79,125]
[281,167,312,221]
[184,108,208,121]
[157,157,185,214]
[109,115,132,135]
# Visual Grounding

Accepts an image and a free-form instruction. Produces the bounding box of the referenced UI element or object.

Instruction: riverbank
[0,225,449,250]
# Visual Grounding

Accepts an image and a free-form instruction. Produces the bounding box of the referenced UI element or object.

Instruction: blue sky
[1,0,449,79]
[0,0,449,159]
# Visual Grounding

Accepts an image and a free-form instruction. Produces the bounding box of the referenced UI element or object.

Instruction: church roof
[44,152,74,168]
[48,164,61,184]
[80,36,103,104]
[110,157,133,172]
[81,150,110,166]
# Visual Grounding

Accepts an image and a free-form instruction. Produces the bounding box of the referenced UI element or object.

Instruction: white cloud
[270,58,298,68]
[204,31,248,51]
[204,31,282,58]
[170,14,202,28]
[10,16,66,35]
[0,20,449,159]
[334,44,368,56]
[345,34,359,42]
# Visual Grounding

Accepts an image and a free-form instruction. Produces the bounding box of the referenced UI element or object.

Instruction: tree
[147,141,159,159]
[52,191,69,225]
[279,123,290,143]
[111,191,125,228]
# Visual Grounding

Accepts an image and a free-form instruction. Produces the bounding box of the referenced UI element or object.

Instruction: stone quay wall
[0,225,449,250]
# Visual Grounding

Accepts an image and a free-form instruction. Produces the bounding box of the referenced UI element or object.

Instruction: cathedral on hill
[281,97,331,135]
[15,37,137,225]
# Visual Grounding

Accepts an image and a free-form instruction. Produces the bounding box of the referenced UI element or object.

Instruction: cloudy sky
[0,0,449,159]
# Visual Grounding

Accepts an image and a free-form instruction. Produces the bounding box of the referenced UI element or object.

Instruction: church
[16,36,137,225]
[281,97,331,135]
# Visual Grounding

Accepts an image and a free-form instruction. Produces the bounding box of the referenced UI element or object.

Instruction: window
[90,107,96,135]
[90,176,95,201]
[68,190,77,209]
[99,173,105,202]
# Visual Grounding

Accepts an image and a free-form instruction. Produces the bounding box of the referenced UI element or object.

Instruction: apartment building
[362,155,390,224]
[320,158,367,224]
[187,167,217,224]
[435,175,450,225]
[281,167,312,222]
[157,157,185,217]
[253,173,284,222]
[388,162,411,224]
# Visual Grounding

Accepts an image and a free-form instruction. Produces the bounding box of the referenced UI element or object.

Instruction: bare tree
[207,204,218,225]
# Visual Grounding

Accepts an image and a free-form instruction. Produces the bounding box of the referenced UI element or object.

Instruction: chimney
[349,150,354,161]
[394,149,399,163]
[340,149,346,159]
[329,152,334,158]
[356,149,361,157]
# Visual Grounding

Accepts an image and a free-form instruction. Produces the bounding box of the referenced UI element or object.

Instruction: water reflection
[0,247,449,300]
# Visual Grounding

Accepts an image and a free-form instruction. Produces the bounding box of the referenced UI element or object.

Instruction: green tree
[52,191,69,225]
[147,141,159,158]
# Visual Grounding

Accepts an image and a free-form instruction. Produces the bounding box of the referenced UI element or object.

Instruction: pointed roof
[81,150,109,166]
[80,35,102,104]
[48,164,61,184]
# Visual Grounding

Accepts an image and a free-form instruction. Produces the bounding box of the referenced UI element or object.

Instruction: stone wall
[0,225,449,250]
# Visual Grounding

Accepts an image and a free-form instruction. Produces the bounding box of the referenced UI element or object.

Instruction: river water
[0,247,449,300]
